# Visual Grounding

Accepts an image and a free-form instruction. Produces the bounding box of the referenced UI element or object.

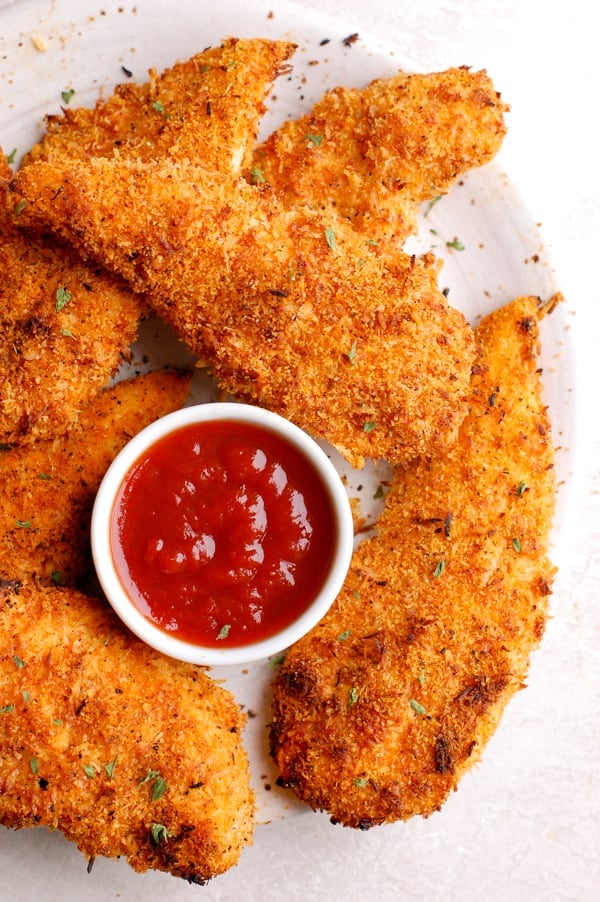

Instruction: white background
[0,0,598,900]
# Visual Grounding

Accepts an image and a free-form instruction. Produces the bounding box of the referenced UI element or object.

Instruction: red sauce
[110,419,337,648]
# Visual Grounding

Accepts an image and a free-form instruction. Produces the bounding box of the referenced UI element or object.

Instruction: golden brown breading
[0,369,191,587]
[11,155,475,467]
[270,296,556,828]
[249,67,507,242]
[0,579,254,882]
[0,152,143,446]
[252,66,507,244]
[23,38,296,176]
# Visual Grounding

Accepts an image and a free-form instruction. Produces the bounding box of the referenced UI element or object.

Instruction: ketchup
[110,419,337,648]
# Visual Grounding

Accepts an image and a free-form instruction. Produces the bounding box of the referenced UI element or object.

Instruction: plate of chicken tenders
[0,0,575,889]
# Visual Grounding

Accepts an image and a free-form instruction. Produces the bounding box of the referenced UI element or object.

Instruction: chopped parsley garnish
[7,148,17,165]
[353,777,368,788]
[363,421,377,433]
[346,339,357,364]
[409,698,427,716]
[16,519,32,529]
[140,769,168,802]
[14,199,27,216]
[337,629,352,641]
[348,687,359,706]
[30,757,39,775]
[516,481,528,496]
[305,133,324,146]
[151,823,169,844]
[446,238,465,251]
[249,164,265,184]
[216,624,230,640]
[104,755,118,778]
[424,195,442,217]
[61,88,75,105]
[83,764,96,779]
[13,655,25,669]
[0,705,15,714]
[433,559,446,579]
[55,286,73,311]
[325,227,337,253]
[512,537,522,553]
[373,484,384,500]
[152,100,165,113]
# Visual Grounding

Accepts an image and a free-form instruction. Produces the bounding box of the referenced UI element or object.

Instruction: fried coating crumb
[0,369,191,587]
[0,152,143,445]
[253,66,507,243]
[270,296,556,827]
[0,579,254,882]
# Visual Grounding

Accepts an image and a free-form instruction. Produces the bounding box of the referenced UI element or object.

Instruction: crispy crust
[0,580,253,881]
[270,296,556,827]
[0,369,191,587]
[0,153,143,445]
[253,66,507,243]
[11,158,475,467]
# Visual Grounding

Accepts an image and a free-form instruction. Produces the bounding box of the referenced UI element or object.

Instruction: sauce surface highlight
[110,419,337,648]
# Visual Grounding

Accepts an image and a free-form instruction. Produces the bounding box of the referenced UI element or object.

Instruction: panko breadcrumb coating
[0,369,191,587]
[270,296,556,827]
[0,152,143,445]
[11,159,476,467]
[253,66,507,244]
[0,579,254,882]
[23,38,296,176]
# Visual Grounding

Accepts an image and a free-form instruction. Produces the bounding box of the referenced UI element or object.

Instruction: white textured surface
[1,0,598,900]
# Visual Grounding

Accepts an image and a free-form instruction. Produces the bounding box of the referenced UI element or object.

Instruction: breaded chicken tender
[0,579,254,882]
[270,296,556,828]
[253,66,507,243]
[11,157,475,467]
[0,153,143,445]
[23,37,296,175]
[0,369,191,587]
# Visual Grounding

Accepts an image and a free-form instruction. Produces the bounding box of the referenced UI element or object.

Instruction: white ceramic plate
[0,0,576,885]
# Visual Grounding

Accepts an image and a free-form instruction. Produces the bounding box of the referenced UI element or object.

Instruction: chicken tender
[11,155,475,467]
[0,153,143,445]
[0,579,253,882]
[253,66,507,244]
[270,296,556,827]
[0,369,191,587]
[23,37,295,176]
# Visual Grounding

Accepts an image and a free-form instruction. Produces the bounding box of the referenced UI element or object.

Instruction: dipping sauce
[110,419,337,648]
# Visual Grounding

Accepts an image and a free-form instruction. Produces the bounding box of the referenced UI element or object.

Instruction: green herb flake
[14,199,27,217]
[50,571,62,586]
[516,481,528,497]
[249,164,265,185]
[30,757,39,775]
[325,227,337,253]
[55,286,73,311]
[424,195,442,217]
[22,690,30,703]
[410,698,427,716]
[139,769,168,801]
[269,654,286,667]
[363,421,377,433]
[305,133,324,146]
[418,668,426,687]
[61,88,75,105]
[104,755,118,779]
[151,823,169,845]
[13,655,25,669]
[346,339,358,364]
[83,764,96,779]
[216,623,230,641]
[512,537,522,553]
[152,100,165,113]
[353,777,368,788]
[53,718,63,726]
[37,472,53,480]
[0,705,15,714]
[351,589,361,600]
[7,148,17,165]
[16,519,32,529]
[446,238,465,251]
[348,687,359,706]
[337,629,352,641]
[373,484,384,500]
[433,559,446,579]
